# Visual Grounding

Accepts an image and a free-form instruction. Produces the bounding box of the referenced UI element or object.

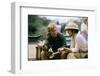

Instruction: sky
[39,15,82,24]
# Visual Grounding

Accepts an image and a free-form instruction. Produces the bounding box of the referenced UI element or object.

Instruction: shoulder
[57,33,65,40]
[57,33,64,37]
[76,32,86,41]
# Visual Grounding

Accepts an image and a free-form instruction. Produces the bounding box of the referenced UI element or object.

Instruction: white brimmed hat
[65,22,79,31]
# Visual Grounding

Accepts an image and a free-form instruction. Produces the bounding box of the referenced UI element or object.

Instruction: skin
[48,29,75,54]
[58,29,76,53]
[49,29,74,54]
[49,29,57,38]
[67,29,73,37]
[49,29,61,56]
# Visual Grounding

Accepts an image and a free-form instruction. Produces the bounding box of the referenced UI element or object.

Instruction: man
[81,17,88,41]
[40,23,66,60]
[62,22,88,59]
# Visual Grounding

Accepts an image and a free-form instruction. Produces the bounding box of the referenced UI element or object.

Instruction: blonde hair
[47,23,57,32]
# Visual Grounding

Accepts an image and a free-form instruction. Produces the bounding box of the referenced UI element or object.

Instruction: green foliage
[28,15,51,36]
[61,23,66,33]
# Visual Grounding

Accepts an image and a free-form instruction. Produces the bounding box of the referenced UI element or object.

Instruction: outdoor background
[28,15,85,60]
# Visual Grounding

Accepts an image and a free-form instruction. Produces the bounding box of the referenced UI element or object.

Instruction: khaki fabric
[67,53,77,59]
[67,52,87,59]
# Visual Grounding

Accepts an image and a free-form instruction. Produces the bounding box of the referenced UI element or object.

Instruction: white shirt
[81,23,88,33]
[70,32,88,52]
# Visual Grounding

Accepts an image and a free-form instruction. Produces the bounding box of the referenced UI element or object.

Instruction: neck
[72,33,77,38]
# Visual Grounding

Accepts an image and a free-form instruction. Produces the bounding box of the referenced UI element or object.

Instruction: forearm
[64,48,72,53]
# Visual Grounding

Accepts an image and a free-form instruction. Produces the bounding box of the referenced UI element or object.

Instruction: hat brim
[65,27,79,31]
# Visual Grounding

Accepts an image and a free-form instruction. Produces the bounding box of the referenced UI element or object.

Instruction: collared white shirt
[70,32,88,52]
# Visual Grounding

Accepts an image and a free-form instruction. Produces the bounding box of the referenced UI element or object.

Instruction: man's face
[67,30,73,37]
[49,29,57,38]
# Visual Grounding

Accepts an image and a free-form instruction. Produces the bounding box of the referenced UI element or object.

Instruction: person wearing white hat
[60,22,88,59]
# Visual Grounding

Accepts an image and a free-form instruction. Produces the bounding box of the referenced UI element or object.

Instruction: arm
[71,34,86,52]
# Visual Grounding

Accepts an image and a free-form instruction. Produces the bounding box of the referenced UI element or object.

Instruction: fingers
[58,48,64,52]
[37,44,43,48]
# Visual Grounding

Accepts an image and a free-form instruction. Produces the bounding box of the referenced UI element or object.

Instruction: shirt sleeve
[71,34,88,52]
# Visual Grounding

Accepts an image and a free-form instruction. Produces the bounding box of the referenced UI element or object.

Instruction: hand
[49,53,55,59]
[37,43,43,48]
[64,48,71,53]
[58,48,64,52]
[49,52,60,59]
[37,40,44,48]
